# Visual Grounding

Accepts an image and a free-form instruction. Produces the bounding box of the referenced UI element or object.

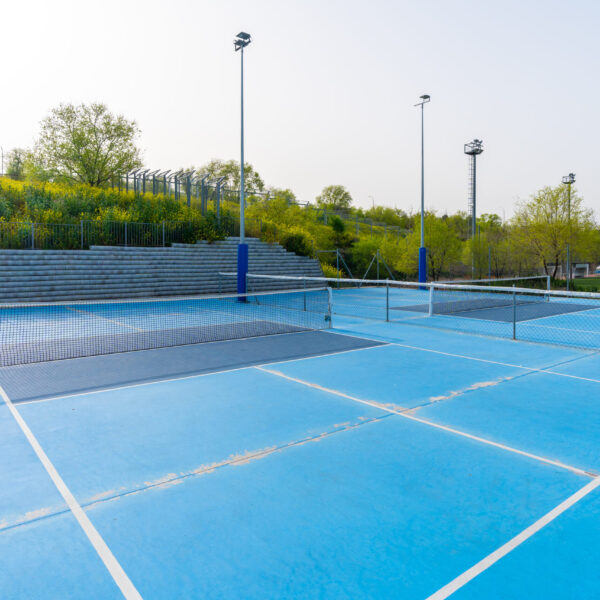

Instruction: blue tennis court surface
[1,286,600,599]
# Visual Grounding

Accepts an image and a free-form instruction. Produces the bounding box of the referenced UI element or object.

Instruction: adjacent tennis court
[1,282,599,599]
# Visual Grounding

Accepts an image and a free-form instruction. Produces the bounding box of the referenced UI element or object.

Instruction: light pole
[562,172,575,291]
[415,94,430,283]
[464,139,484,277]
[235,31,251,294]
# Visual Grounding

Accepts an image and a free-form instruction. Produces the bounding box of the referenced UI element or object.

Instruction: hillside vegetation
[1,176,599,284]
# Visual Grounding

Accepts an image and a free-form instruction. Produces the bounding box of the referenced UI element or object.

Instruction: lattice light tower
[464,139,484,238]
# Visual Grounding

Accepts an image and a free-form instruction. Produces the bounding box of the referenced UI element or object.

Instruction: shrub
[281,232,313,257]
[320,263,342,279]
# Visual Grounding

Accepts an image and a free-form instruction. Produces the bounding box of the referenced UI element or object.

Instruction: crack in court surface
[0,413,392,533]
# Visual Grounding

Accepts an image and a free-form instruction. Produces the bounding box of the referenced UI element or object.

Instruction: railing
[0,221,214,250]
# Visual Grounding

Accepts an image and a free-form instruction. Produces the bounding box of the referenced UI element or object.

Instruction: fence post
[162,222,165,247]
[566,243,570,291]
[356,216,359,236]
[303,277,307,312]
[336,249,340,289]
[385,279,389,322]
[546,275,551,292]
[428,284,434,317]
[488,246,491,279]
[80,220,84,249]
[512,284,516,340]
[31,223,35,249]
[124,222,128,247]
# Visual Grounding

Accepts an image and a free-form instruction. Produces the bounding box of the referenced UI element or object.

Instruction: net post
[385,278,389,322]
[512,284,516,340]
[428,284,434,316]
[303,277,307,312]
[237,242,249,302]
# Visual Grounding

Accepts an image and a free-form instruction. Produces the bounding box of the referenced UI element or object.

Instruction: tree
[361,206,410,228]
[315,185,353,210]
[5,148,27,180]
[31,103,142,186]
[400,214,462,280]
[198,159,264,193]
[511,185,597,277]
[269,187,297,204]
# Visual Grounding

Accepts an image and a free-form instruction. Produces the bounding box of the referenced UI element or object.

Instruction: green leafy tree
[400,214,462,280]
[6,148,27,180]
[30,103,142,186]
[511,185,597,277]
[360,206,410,228]
[316,185,353,210]
[444,211,471,241]
[269,187,296,204]
[198,159,264,193]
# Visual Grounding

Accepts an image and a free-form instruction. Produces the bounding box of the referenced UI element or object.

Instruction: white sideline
[255,367,593,478]
[425,476,600,599]
[322,328,600,385]
[0,384,142,599]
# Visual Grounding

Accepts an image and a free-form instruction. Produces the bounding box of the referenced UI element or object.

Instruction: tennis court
[1,282,599,599]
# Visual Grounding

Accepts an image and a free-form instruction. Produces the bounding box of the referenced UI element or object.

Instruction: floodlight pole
[235,32,251,296]
[240,47,246,243]
[562,173,575,291]
[415,95,430,283]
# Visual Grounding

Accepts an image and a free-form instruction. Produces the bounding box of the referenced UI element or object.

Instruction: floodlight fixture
[464,139,484,156]
[562,172,576,185]
[234,32,251,51]
[415,94,431,107]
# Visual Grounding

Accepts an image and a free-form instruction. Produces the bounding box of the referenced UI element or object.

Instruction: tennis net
[440,275,550,290]
[0,287,332,366]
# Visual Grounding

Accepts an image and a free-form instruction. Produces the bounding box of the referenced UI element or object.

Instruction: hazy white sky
[2,0,599,218]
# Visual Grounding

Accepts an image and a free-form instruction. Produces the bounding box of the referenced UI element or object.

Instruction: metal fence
[0,221,216,250]
[232,274,600,352]
[109,169,410,241]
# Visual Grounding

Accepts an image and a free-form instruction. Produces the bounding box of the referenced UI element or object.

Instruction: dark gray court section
[393,301,599,322]
[0,330,384,403]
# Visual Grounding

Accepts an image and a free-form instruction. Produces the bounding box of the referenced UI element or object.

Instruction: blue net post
[237,243,249,300]
[418,246,427,284]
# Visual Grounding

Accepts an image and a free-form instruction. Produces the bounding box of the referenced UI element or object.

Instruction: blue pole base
[418,246,427,283]
[237,243,249,300]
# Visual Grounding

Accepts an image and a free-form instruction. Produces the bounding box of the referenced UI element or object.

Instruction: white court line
[65,306,146,333]
[256,367,594,478]
[14,339,390,405]
[322,328,600,385]
[425,476,600,600]
[0,384,142,599]
[521,321,600,334]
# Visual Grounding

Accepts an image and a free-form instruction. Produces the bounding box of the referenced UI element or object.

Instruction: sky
[1,0,599,219]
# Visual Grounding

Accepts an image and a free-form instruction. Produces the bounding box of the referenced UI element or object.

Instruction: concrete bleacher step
[0,237,323,302]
